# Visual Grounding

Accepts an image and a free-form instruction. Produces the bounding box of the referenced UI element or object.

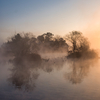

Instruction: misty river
[0,55,100,100]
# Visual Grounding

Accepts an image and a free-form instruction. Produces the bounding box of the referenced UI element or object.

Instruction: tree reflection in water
[8,54,98,91]
[8,56,66,92]
[64,59,97,84]
[8,56,41,92]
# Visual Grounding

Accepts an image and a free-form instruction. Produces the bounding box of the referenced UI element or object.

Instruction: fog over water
[0,54,100,100]
[1,0,100,99]
[0,31,100,100]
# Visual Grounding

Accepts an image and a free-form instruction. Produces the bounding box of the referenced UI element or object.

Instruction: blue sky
[0,0,100,48]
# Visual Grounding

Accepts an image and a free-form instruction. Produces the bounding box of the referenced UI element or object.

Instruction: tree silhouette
[37,32,53,43]
[1,31,98,59]
[65,31,97,58]
[50,35,68,51]
[65,31,89,53]
[3,33,30,56]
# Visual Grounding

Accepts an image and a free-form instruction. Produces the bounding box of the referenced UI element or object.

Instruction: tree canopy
[65,31,89,52]
[1,31,98,59]
[65,31,97,58]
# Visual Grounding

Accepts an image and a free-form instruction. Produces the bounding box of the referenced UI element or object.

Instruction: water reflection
[8,56,40,92]
[7,56,98,91]
[64,59,97,84]
[8,56,66,91]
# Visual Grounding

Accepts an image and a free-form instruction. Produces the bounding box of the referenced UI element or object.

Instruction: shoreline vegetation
[0,31,98,92]
[0,31,98,61]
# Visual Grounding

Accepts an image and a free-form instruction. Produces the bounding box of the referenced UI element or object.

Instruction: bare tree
[65,31,89,53]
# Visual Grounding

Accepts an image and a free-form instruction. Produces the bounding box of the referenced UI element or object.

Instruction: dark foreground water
[0,57,100,100]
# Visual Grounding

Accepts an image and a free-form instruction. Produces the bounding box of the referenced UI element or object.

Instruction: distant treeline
[0,31,98,59]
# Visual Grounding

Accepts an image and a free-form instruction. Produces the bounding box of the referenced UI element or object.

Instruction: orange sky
[0,0,100,50]
[82,10,100,49]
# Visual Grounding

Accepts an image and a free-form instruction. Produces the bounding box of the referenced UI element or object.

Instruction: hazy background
[0,0,100,49]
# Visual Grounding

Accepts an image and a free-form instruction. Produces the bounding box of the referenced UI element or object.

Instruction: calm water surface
[0,57,100,100]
